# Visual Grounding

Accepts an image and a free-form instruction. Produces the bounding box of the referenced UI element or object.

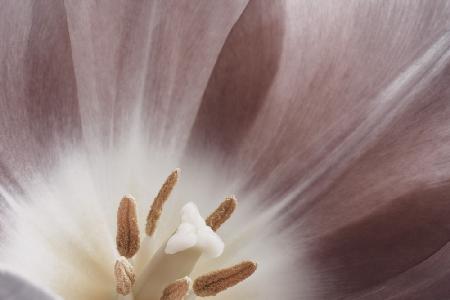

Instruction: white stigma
[165,202,224,258]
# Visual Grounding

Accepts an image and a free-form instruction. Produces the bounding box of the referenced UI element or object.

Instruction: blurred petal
[0,269,60,300]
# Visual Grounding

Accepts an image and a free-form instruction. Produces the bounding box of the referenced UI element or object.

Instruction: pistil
[135,198,235,300]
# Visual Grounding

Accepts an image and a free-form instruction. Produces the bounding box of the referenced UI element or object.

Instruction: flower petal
[0,0,80,183]
[185,0,285,156]
[300,66,450,298]
[0,269,60,300]
[64,0,248,153]
[185,0,450,206]
[346,243,450,300]
[184,1,450,298]
[1,1,450,299]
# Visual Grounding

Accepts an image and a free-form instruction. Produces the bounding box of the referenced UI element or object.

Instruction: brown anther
[116,195,140,258]
[146,169,180,236]
[115,257,136,296]
[193,261,257,297]
[160,277,190,300]
[206,196,237,231]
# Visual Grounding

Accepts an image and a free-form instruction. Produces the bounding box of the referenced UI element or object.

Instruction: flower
[1,1,450,299]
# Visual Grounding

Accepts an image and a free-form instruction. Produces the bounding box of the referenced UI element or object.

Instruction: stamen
[193,261,257,297]
[116,195,140,258]
[160,277,190,300]
[146,169,180,236]
[115,257,136,296]
[206,196,237,231]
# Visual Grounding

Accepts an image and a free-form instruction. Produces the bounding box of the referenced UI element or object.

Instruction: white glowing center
[165,202,224,257]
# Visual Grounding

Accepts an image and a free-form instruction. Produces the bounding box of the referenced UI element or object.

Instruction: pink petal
[64,0,248,152]
[1,1,450,299]
[185,0,284,156]
[182,1,450,297]
[185,1,450,206]
[302,69,450,298]
[0,0,80,183]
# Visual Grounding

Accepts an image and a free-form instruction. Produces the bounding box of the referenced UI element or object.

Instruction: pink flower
[0,1,449,299]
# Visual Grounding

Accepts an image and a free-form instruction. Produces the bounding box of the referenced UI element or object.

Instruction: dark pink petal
[185,0,285,157]
[183,1,450,298]
[185,1,450,203]
[302,68,450,298]
[346,243,450,299]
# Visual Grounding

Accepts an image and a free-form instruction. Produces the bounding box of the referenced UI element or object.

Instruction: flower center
[113,169,256,300]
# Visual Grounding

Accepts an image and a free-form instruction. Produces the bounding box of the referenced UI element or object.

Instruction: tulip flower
[1,1,450,299]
